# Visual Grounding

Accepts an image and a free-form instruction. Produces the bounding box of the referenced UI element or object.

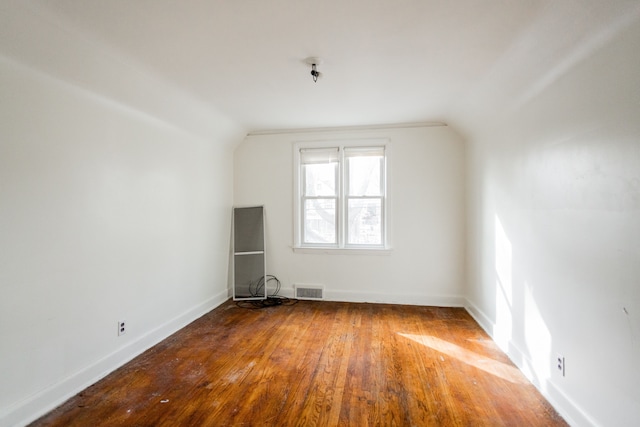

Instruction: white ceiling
[2,0,640,137]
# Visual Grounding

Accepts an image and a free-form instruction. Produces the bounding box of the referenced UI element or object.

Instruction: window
[294,141,388,250]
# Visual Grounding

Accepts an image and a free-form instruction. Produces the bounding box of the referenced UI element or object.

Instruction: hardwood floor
[31,299,567,426]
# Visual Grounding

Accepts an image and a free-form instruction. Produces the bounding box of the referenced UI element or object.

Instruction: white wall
[234,125,466,305]
[465,18,640,427]
[0,56,240,426]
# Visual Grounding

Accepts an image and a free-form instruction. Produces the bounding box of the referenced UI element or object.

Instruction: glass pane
[347,198,382,245]
[304,199,336,244]
[304,163,337,196]
[348,156,382,196]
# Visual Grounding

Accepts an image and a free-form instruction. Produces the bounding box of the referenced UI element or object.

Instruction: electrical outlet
[556,354,565,377]
[118,320,126,336]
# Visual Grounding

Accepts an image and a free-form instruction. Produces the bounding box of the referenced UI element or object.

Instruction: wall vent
[294,284,324,300]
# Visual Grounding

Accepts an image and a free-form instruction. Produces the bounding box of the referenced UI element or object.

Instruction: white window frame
[293,139,391,254]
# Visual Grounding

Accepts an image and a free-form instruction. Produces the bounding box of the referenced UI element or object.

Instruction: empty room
[1,1,639,426]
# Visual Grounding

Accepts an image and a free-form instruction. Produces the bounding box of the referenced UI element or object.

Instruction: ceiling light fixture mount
[305,57,323,82]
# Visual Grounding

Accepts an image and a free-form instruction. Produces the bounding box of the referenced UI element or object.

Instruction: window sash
[346,196,384,246]
[302,162,338,197]
[345,148,384,197]
[296,143,387,249]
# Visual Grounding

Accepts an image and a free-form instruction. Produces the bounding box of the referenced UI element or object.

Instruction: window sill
[292,246,393,256]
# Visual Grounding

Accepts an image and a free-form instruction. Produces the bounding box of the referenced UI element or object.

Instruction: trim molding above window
[293,139,391,253]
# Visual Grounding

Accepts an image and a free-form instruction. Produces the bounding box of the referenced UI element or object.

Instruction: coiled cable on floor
[236,275,298,309]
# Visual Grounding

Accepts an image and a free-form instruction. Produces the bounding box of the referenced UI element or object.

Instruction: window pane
[347,156,382,196]
[304,163,337,196]
[347,198,382,245]
[304,199,336,244]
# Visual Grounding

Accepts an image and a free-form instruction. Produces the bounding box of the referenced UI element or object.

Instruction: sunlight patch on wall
[524,283,552,391]
[494,215,513,350]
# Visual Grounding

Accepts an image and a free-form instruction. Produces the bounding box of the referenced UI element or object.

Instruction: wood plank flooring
[31,299,567,426]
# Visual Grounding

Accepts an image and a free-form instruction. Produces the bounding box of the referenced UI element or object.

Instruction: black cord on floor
[235,275,298,309]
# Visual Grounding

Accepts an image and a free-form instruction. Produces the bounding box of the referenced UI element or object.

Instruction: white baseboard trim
[463,298,598,427]
[462,299,495,336]
[327,290,465,307]
[267,286,465,307]
[2,289,229,427]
